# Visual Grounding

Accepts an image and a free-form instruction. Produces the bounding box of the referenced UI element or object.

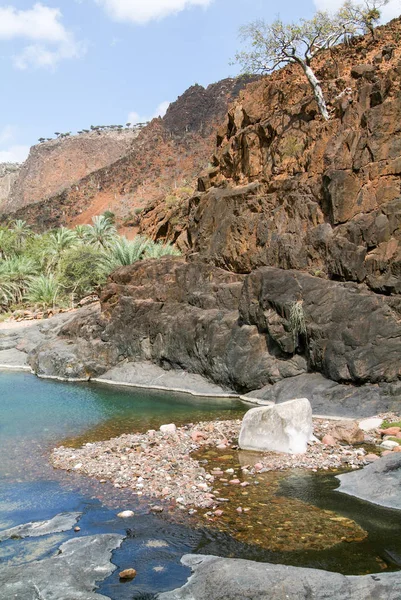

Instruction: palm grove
[0,215,180,314]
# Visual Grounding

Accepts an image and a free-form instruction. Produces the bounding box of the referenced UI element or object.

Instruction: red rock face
[1,77,257,232]
[165,18,401,294]
[1,130,138,213]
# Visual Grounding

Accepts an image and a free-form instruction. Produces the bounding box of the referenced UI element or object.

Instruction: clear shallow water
[0,371,401,599]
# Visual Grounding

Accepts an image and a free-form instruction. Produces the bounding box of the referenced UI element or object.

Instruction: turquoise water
[1,371,401,599]
[0,371,246,599]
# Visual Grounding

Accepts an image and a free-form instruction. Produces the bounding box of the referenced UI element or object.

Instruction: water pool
[0,371,400,599]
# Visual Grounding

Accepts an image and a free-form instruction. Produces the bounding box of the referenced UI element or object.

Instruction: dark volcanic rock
[158,554,401,600]
[0,534,123,599]
[244,373,401,418]
[337,453,401,509]
[240,267,401,384]
[26,258,400,414]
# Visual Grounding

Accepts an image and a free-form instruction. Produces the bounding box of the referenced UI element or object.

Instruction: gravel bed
[51,417,378,509]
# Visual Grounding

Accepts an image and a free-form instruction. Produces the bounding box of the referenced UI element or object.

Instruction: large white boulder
[238,398,313,454]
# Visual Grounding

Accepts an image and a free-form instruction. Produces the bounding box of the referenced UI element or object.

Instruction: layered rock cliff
[0,130,138,214]
[0,163,20,209]
[24,20,401,411]
[152,18,401,296]
[2,77,256,231]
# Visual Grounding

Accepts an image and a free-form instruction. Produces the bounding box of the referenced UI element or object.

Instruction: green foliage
[26,274,59,308]
[102,210,116,224]
[144,241,181,259]
[0,217,181,313]
[83,215,117,249]
[101,236,150,270]
[59,245,107,298]
[0,256,38,304]
[0,228,17,259]
[382,420,401,429]
[289,300,307,340]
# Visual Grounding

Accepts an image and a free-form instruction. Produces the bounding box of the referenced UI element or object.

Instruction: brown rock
[379,427,401,436]
[119,569,137,580]
[365,453,379,462]
[351,64,376,80]
[328,422,364,445]
[322,434,336,446]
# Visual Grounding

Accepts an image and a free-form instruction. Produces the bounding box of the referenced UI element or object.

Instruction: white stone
[160,423,177,434]
[359,417,383,432]
[238,398,313,455]
[117,510,135,518]
[380,440,400,450]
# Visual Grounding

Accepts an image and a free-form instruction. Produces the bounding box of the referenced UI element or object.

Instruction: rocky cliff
[152,18,401,297]
[0,163,20,210]
[0,130,139,214]
[2,77,256,231]
[25,20,401,412]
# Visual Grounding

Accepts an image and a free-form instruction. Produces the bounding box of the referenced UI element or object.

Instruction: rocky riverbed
[51,415,398,511]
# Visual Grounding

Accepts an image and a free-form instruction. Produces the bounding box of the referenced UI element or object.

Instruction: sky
[0,0,400,163]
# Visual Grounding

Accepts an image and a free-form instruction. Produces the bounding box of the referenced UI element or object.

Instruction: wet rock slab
[244,373,401,418]
[0,533,123,599]
[0,512,81,542]
[337,453,401,509]
[94,361,236,397]
[158,554,401,600]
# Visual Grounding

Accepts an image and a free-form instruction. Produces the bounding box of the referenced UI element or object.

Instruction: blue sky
[0,0,399,163]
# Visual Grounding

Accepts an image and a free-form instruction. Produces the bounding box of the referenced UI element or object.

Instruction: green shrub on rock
[59,245,107,299]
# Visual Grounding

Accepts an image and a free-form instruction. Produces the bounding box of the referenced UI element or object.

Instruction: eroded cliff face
[151,19,401,295]
[0,130,139,214]
[26,21,401,404]
[2,77,256,230]
[0,163,20,209]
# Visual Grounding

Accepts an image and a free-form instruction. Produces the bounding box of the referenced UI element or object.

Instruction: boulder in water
[238,398,312,454]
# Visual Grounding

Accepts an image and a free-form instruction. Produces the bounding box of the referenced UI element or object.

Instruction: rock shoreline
[157,554,401,600]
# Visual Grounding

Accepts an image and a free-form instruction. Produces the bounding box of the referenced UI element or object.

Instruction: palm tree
[144,241,181,259]
[49,227,77,252]
[0,229,15,260]
[11,220,30,252]
[42,227,77,273]
[0,256,38,305]
[84,215,117,249]
[26,274,59,308]
[102,236,150,271]
[74,224,90,241]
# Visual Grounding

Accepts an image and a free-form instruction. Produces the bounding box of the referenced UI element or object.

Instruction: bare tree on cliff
[234,1,387,121]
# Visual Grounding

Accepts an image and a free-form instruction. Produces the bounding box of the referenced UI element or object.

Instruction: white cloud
[0,126,30,164]
[0,145,30,163]
[127,100,170,124]
[13,39,85,70]
[0,125,15,146]
[0,3,85,70]
[96,0,213,25]
[313,0,401,22]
